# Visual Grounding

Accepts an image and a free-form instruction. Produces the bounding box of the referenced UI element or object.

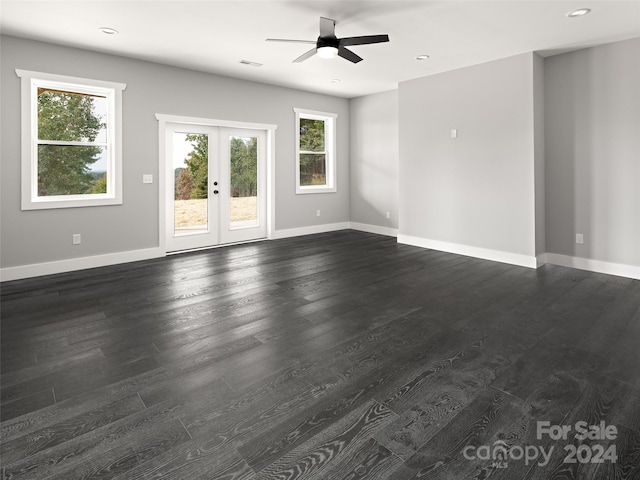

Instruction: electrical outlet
[316,210,321,217]
[576,233,584,244]
[72,234,81,245]
[142,174,153,184]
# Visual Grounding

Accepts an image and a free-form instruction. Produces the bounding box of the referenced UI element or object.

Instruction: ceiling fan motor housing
[317,36,339,49]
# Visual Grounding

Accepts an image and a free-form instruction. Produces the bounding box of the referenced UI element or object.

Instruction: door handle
[213,190,219,194]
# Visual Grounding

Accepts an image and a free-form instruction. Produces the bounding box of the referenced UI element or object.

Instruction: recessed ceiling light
[99,27,118,35]
[240,60,263,67]
[330,79,341,83]
[416,54,430,61]
[566,8,591,18]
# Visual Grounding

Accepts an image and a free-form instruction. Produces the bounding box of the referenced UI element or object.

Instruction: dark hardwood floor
[1,230,639,479]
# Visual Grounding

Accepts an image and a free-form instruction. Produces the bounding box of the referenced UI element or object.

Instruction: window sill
[295,186,337,195]
[22,195,122,211]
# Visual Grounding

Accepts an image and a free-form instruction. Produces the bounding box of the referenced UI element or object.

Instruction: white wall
[0,36,350,273]
[397,53,540,267]
[545,38,640,269]
[349,89,399,234]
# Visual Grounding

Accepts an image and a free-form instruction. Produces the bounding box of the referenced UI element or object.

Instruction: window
[294,108,337,194]
[16,70,126,210]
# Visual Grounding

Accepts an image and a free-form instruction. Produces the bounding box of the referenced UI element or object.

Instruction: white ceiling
[1,1,639,98]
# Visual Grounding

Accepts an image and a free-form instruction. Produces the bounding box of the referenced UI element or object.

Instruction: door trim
[156,114,277,255]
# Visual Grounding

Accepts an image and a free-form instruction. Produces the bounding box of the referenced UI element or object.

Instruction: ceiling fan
[266,17,389,64]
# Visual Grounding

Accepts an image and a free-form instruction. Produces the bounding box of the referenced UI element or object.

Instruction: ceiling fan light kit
[267,16,389,64]
[317,46,339,59]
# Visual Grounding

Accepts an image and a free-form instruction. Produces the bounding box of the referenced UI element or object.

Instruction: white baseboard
[272,221,397,240]
[349,222,398,237]
[397,234,538,269]
[2,222,352,282]
[3,230,637,282]
[541,253,640,280]
[0,247,164,282]
[270,222,351,240]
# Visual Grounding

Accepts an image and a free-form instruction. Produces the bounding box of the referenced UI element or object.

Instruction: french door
[165,123,267,252]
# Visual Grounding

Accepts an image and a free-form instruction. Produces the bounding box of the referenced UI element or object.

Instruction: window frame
[294,107,337,194]
[16,69,126,210]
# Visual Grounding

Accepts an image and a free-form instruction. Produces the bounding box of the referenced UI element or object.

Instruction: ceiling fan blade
[266,38,316,44]
[320,17,336,37]
[293,48,317,63]
[339,34,390,47]
[338,46,363,64]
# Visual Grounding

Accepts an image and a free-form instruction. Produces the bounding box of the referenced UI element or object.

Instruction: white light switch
[143,174,153,184]
[451,129,458,138]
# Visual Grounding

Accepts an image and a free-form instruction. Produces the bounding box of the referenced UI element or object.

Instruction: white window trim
[16,69,126,210]
[294,107,337,194]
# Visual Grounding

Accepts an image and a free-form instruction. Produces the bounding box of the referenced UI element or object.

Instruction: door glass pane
[173,132,208,236]
[229,135,258,228]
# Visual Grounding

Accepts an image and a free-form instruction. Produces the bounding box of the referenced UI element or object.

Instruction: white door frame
[156,113,277,254]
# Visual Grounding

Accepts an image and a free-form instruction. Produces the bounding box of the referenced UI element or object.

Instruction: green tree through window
[17,69,125,210]
[184,134,209,199]
[295,108,337,194]
[230,136,257,197]
[37,89,105,196]
[299,117,327,186]
[177,134,258,200]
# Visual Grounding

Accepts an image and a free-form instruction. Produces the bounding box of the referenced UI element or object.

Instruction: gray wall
[349,89,399,230]
[534,53,545,257]
[398,53,538,259]
[3,34,638,275]
[545,38,640,267]
[0,36,350,269]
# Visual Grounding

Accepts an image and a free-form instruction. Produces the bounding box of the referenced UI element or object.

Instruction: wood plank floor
[1,230,639,479]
